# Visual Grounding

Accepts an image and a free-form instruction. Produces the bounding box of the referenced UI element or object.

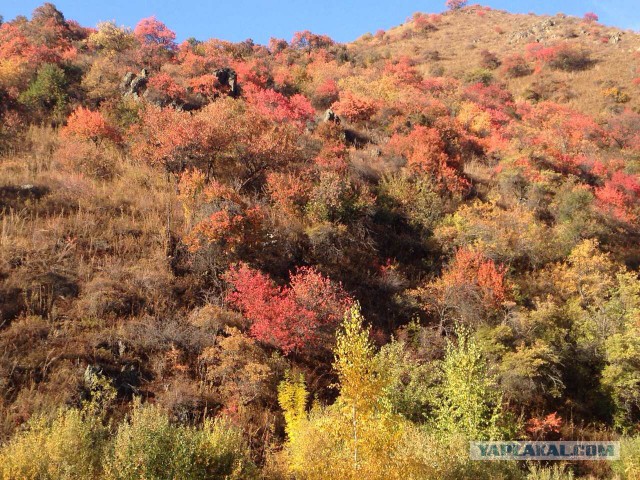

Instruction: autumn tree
[88,21,134,52]
[277,304,425,479]
[417,247,512,330]
[583,12,599,23]
[386,125,469,194]
[133,16,176,69]
[290,30,334,52]
[331,92,378,123]
[434,327,511,439]
[446,0,468,11]
[133,98,301,183]
[178,174,265,257]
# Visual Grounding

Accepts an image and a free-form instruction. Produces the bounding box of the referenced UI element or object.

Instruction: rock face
[120,67,239,108]
[212,67,239,97]
[510,18,558,43]
[120,72,136,92]
[323,108,340,124]
[120,68,148,98]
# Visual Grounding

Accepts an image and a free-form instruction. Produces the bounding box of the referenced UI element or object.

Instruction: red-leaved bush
[446,0,468,11]
[147,72,184,100]
[243,85,315,128]
[583,12,599,23]
[595,170,640,224]
[225,263,353,354]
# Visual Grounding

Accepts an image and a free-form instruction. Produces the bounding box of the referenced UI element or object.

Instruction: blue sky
[1,0,638,45]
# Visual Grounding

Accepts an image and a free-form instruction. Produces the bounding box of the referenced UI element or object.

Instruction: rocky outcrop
[510,18,558,43]
[120,67,239,108]
[323,108,340,124]
[212,67,239,97]
[120,68,148,98]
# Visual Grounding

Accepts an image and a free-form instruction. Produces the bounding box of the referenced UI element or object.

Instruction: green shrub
[18,64,68,121]
[613,435,640,480]
[103,400,256,480]
[378,172,444,233]
[526,463,575,480]
[465,68,494,86]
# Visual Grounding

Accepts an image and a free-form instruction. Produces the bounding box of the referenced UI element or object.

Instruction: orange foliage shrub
[331,92,378,123]
[147,72,184,100]
[61,107,119,142]
[179,174,265,253]
[266,171,311,216]
[132,98,301,177]
[386,125,469,193]
[526,412,562,440]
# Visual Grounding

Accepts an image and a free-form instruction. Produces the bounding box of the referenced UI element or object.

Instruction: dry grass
[0,126,190,439]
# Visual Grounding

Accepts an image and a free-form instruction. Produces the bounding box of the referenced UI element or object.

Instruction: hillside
[1,2,640,479]
[353,6,640,116]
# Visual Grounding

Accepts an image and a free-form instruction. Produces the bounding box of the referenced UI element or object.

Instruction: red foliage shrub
[243,85,315,128]
[225,264,353,354]
[148,72,184,100]
[314,143,350,172]
[312,78,340,108]
[595,170,640,224]
[0,18,72,67]
[266,171,311,215]
[412,13,442,31]
[501,53,532,78]
[446,0,468,11]
[180,176,265,252]
[384,56,422,85]
[188,74,222,97]
[131,106,210,171]
[583,12,599,23]
[518,102,609,160]
[525,42,592,72]
[607,108,640,150]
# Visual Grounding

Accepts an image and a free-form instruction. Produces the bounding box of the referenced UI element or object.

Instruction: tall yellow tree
[277,303,431,480]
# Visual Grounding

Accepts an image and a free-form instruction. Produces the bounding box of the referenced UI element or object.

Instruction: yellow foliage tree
[277,303,439,480]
